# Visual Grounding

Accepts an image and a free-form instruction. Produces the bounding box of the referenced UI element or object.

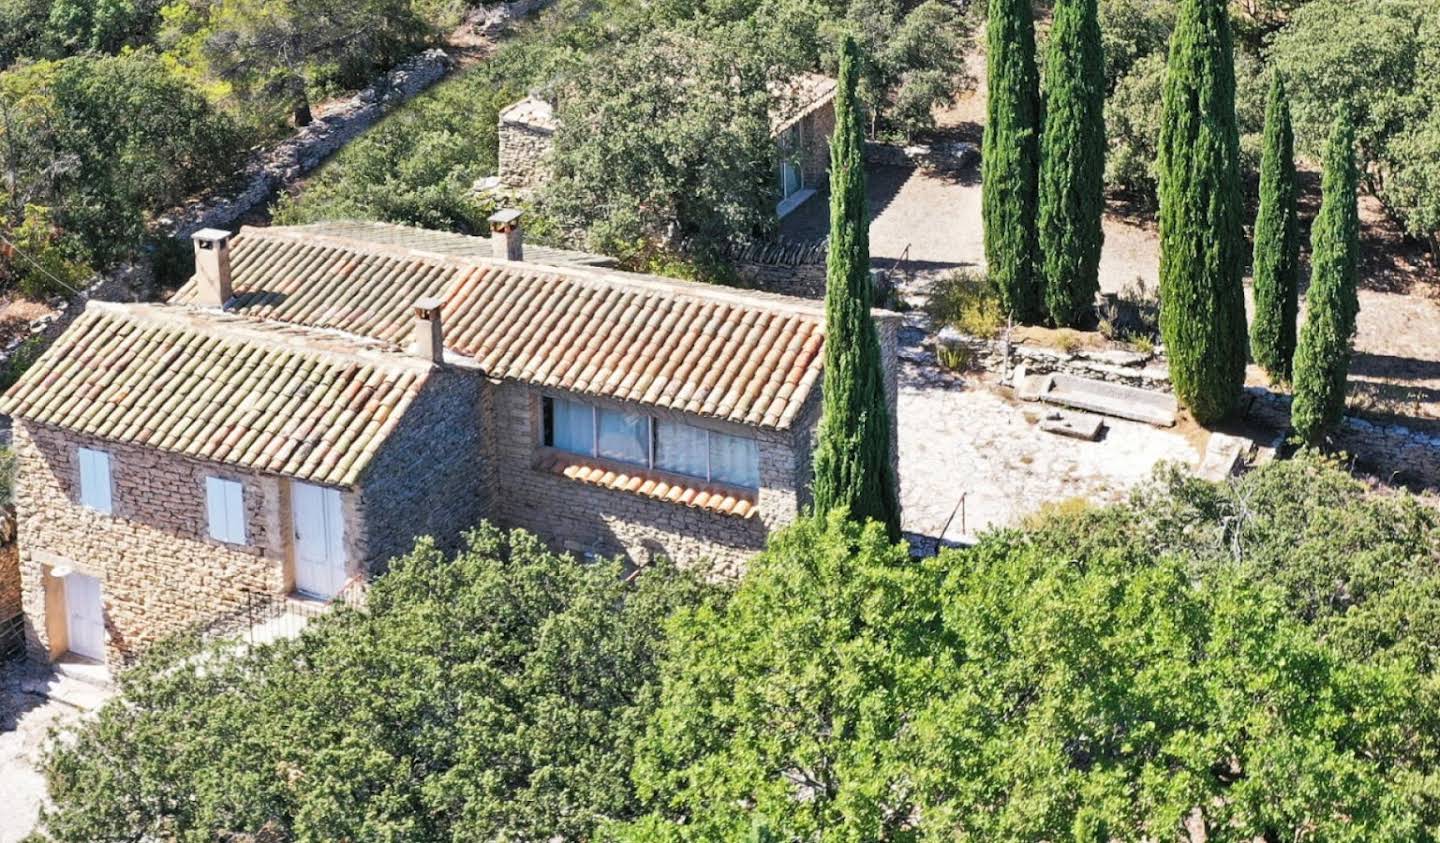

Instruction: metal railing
[203,575,369,648]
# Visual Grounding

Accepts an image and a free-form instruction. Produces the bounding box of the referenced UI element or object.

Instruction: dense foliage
[981,0,1042,322]
[40,455,1440,840]
[1268,0,1440,263]
[37,526,713,841]
[1249,74,1300,384]
[275,0,973,263]
[624,457,1440,839]
[0,50,242,293]
[1038,0,1106,328]
[273,69,515,233]
[1292,113,1360,445]
[809,37,900,542]
[1156,0,1248,424]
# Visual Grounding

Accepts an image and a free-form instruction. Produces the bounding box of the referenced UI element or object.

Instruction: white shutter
[206,477,246,544]
[78,448,113,513]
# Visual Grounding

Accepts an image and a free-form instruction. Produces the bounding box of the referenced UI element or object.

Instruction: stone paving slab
[1042,373,1178,427]
[1039,412,1104,441]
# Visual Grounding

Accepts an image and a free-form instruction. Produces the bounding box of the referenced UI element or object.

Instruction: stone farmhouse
[496,73,838,218]
[0,217,899,666]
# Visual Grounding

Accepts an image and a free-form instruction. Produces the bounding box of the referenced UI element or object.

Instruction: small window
[709,431,760,489]
[77,447,112,513]
[206,477,246,545]
[655,420,709,479]
[545,396,595,455]
[597,408,648,465]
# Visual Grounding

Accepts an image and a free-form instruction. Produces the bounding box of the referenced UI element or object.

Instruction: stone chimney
[488,208,524,261]
[191,228,233,308]
[412,296,444,363]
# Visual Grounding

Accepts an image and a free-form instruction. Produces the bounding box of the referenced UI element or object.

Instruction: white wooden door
[292,482,346,598]
[64,572,105,661]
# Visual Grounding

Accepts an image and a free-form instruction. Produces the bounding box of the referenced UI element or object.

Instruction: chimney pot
[412,296,445,364]
[191,228,233,308]
[488,208,524,261]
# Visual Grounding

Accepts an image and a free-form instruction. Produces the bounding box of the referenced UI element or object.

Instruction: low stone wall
[727,238,828,298]
[1242,388,1440,489]
[864,140,979,173]
[937,328,1171,390]
[159,49,453,239]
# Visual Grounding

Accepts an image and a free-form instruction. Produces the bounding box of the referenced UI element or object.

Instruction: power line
[0,231,90,299]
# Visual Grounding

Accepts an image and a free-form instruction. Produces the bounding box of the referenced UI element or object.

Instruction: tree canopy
[809,36,901,541]
[37,457,1440,841]
[623,456,1440,840]
[1156,0,1248,424]
[36,525,714,842]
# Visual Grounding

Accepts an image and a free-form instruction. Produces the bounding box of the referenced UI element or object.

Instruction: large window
[542,396,761,490]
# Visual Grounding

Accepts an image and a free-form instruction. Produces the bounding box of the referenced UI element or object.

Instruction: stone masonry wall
[356,367,492,570]
[13,422,288,662]
[498,121,555,192]
[798,102,835,188]
[490,382,810,580]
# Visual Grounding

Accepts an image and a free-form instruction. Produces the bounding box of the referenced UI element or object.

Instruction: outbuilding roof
[0,302,432,487]
[170,224,832,430]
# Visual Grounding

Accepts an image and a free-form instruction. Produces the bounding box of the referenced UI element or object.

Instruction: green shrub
[0,335,47,391]
[925,269,1005,338]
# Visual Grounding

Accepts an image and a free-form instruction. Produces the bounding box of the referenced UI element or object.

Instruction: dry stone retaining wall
[728,238,828,297]
[864,140,979,172]
[1242,388,1440,490]
[160,49,453,240]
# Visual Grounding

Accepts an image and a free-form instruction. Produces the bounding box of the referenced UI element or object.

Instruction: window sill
[535,450,759,519]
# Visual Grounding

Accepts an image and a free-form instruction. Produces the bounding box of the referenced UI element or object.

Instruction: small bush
[926,269,1005,338]
[937,343,972,372]
[1055,329,1084,354]
[0,336,47,391]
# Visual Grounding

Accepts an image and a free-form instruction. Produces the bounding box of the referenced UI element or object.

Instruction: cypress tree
[1156,0,1248,424]
[1291,112,1360,446]
[982,0,1044,323]
[1249,74,1301,383]
[1038,0,1106,328]
[810,36,901,541]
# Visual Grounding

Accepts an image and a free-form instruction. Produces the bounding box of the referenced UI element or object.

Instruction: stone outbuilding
[1,218,899,666]
[495,74,837,218]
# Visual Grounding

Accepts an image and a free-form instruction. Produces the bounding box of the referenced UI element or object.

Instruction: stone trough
[1039,373,1178,428]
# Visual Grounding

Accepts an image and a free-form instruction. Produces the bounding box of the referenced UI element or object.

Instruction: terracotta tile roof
[0,302,432,487]
[285,220,618,268]
[171,225,830,430]
[536,452,758,519]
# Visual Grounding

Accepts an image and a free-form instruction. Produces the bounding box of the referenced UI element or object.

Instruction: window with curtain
[598,408,648,465]
[709,431,760,488]
[543,396,760,489]
[655,419,709,479]
[546,397,594,455]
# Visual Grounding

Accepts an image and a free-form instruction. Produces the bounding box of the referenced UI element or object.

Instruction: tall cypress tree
[982,0,1043,323]
[810,36,901,541]
[1292,112,1360,446]
[1038,0,1106,328]
[1250,74,1301,384]
[1156,0,1248,424]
